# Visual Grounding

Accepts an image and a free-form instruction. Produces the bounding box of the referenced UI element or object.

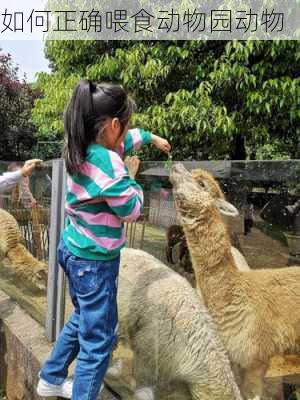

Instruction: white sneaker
[36,377,73,398]
[133,387,154,400]
[96,383,104,399]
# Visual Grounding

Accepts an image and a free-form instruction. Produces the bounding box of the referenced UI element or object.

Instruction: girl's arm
[101,153,144,222]
[117,128,151,156]
[117,128,171,156]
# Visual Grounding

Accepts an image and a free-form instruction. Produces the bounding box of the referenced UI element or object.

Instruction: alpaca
[0,208,47,290]
[170,163,300,399]
[0,208,247,399]
[112,247,244,400]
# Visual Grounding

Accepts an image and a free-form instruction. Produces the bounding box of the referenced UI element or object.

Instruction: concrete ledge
[0,289,54,400]
[0,289,115,400]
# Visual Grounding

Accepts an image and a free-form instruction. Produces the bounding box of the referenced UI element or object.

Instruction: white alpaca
[108,248,243,400]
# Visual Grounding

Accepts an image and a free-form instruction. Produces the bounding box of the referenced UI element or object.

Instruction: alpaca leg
[130,343,157,399]
[241,364,268,399]
[106,358,123,378]
[133,387,155,400]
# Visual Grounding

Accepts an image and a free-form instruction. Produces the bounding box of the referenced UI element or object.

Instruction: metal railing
[46,159,66,341]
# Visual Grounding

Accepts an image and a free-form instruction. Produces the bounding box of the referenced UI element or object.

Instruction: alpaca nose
[170,163,186,183]
[172,163,185,174]
[170,163,193,188]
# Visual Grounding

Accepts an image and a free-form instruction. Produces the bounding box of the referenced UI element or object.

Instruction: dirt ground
[227,215,290,269]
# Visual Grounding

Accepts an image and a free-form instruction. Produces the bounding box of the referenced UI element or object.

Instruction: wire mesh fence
[0,159,299,331]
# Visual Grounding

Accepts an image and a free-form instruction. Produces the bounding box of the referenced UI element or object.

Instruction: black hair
[63,80,135,175]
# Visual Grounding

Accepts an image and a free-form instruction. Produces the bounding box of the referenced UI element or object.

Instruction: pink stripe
[101,176,126,193]
[70,217,126,250]
[136,187,144,203]
[80,161,112,189]
[121,199,141,222]
[108,151,127,179]
[130,128,143,150]
[66,205,121,228]
[105,187,142,207]
[67,176,90,202]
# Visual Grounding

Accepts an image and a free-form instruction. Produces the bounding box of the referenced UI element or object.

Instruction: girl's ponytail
[63,80,95,175]
[63,79,135,175]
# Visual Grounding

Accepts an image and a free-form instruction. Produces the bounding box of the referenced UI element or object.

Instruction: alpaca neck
[182,209,238,297]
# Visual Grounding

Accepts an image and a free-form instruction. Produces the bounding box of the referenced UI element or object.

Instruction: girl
[37,80,171,400]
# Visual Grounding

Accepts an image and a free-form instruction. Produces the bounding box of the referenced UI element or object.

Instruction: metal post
[55,163,67,338]
[45,159,65,341]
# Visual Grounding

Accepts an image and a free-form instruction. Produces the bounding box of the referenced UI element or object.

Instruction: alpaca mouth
[173,193,194,218]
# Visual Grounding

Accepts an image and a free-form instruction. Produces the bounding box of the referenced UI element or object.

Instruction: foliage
[288,390,300,400]
[0,386,6,400]
[0,50,40,160]
[32,40,300,160]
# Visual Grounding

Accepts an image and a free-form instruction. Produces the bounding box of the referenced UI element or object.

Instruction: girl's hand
[124,156,140,179]
[151,134,171,154]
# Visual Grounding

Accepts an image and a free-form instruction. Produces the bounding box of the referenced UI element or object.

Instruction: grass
[125,221,167,261]
[289,392,300,400]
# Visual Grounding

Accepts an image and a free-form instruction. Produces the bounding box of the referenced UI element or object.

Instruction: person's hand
[21,159,43,177]
[124,156,140,179]
[151,134,171,153]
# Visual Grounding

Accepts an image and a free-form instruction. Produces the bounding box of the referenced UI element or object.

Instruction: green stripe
[102,178,132,197]
[140,129,152,145]
[87,146,115,179]
[72,174,101,198]
[110,196,140,217]
[63,226,125,260]
[103,177,142,198]
[74,217,122,239]
[124,131,134,153]
[75,202,113,214]
[67,191,79,205]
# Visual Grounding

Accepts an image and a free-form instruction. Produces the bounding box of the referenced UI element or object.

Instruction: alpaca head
[192,169,225,200]
[170,163,239,222]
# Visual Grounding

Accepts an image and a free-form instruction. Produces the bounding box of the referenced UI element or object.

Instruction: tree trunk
[231,133,246,160]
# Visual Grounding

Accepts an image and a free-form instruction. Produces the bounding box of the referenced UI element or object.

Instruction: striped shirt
[63,128,152,260]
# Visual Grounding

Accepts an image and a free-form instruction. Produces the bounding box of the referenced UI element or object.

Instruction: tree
[0,50,40,160]
[32,40,300,160]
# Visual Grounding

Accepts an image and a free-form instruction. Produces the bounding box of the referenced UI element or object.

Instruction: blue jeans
[40,239,120,400]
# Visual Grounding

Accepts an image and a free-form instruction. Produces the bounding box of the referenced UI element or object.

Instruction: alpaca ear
[215,198,239,217]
